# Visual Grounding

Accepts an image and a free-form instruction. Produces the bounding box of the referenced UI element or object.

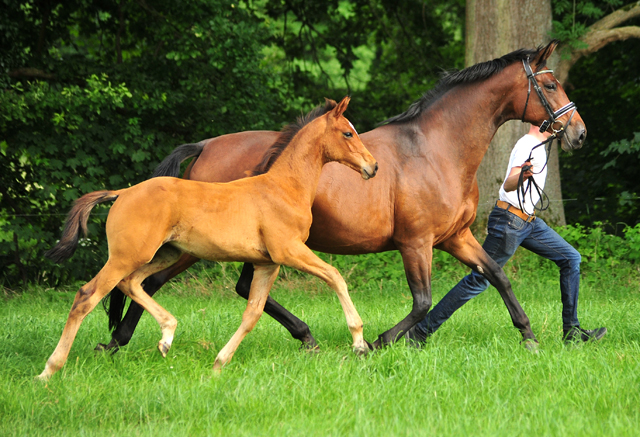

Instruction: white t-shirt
[498,134,547,215]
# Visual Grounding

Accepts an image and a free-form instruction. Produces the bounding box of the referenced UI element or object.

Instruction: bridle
[521,56,576,135]
[516,56,578,214]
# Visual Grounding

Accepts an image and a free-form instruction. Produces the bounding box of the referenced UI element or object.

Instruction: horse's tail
[151,142,206,178]
[45,191,120,264]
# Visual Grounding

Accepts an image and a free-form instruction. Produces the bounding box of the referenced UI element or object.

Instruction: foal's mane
[383,41,557,125]
[248,99,338,176]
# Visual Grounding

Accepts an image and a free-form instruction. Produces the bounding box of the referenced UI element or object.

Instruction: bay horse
[38,97,378,380]
[101,40,586,352]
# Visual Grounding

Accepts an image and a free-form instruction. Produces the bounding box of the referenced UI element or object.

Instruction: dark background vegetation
[1,0,639,289]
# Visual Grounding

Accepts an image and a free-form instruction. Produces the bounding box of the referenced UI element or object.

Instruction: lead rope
[516,134,557,214]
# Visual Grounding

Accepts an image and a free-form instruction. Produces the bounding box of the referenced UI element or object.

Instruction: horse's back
[190,131,279,183]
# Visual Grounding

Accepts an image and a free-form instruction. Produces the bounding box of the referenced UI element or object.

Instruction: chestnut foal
[40,97,377,380]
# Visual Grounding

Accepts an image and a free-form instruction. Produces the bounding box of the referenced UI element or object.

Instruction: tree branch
[588,1,640,32]
[581,26,640,53]
[556,2,640,85]
[8,68,56,80]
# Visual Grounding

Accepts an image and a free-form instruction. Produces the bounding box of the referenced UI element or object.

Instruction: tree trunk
[467,0,566,231]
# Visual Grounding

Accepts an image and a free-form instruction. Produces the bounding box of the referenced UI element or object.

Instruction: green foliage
[551,0,624,54]
[1,0,286,288]
[260,0,465,130]
[602,131,640,169]
[555,222,640,270]
[1,0,467,288]
[560,31,640,226]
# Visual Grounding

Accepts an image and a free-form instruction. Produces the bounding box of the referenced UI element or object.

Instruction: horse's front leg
[439,228,537,345]
[274,243,368,355]
[213,264,280,372]
[372,244,433,348]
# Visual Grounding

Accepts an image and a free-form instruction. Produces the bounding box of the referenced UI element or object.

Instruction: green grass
[1,254,639,436]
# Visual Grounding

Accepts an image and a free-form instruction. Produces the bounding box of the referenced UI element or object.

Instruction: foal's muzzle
[362,162,379,180]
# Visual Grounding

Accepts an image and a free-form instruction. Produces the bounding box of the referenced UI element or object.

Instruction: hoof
[521,338,539,353]
[212,359,224,373]
[301,344,321,354]
[95,340,120,355]
[299,338,320,353]
[365,340,374,351]
[158,342,170,358]
[36,370,52,382]
[353,344,369,356]
[372,337,383,350]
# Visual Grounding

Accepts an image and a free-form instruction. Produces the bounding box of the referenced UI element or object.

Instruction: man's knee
[464,271,491,296]
[563,246,582,271]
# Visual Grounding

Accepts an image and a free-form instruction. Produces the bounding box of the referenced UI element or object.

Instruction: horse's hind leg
[439,228,536,343]
[213,264,280,371]
[38,261,131,380]
[236,263,318,350]
[98,254,200,352]
[273,243,368,354]
[117,246,184,357]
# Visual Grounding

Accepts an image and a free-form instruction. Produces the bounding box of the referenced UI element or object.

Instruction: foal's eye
[343,132,353,138]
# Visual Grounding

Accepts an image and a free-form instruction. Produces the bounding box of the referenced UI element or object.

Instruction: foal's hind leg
[98,254,200,352]
[117,246,184,357]
[236,263,318,350]
[273,243,368,354]
[213,264,280,371]
[38,261,132,380]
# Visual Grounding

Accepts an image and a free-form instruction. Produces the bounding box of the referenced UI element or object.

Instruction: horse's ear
[333,96,351,118]
[533,39,559,67]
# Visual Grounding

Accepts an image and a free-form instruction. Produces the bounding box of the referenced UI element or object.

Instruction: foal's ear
[532,39,559,67]
[333,96,351,118]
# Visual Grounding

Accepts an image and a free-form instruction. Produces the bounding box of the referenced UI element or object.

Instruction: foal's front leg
[275,243,368,355]
[213,264,280,371]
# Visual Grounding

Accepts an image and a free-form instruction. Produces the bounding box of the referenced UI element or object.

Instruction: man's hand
[520,160,534,180]
[503,160,533,192]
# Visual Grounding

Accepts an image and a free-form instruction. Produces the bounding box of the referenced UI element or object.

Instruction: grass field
[1,251,639,436]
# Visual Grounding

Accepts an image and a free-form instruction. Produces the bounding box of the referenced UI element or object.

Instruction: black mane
[383,42,555,125]
[249,99,337,176]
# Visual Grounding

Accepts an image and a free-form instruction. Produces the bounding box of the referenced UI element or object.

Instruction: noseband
[521,57,576,135]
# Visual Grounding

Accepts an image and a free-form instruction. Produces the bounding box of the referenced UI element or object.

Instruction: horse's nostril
[579,130,586,143]
[375,162,379,172]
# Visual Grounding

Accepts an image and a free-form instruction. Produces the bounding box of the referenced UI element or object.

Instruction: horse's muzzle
[563,124,587,152]
[362,162,379,180]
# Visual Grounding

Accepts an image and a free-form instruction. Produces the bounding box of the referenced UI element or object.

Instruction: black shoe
[404,325,428,348]
[563,326,607,345]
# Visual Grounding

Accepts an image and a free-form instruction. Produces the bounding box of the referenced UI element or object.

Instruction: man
[407,124,607,345]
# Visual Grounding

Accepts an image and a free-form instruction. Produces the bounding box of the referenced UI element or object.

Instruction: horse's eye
[343,132,353,138]
[544,83,557,91]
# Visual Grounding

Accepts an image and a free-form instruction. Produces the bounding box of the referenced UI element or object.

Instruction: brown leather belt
[496,200,536,222]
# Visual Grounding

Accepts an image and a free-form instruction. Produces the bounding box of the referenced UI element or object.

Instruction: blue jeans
[414,205,582,336]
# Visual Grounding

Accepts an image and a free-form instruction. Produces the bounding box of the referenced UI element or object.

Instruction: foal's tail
[151,142,205,178]
[45,191,119,264]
